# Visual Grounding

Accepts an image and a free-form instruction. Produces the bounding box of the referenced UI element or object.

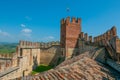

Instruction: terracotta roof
[23,52,116,80]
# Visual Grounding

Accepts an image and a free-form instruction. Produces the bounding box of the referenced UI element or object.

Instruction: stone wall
[17,41,41,75]
[94,26,117,46]
[93,26,120,61]
[78,40,96,54]
[40,41,60,49]
[0,40,61,80]
[40,45,62,67]
[0,54,20,80]
[0,41,41,80]
[93,48,106,63]
[0,53,18,73]
[0,67,20,80]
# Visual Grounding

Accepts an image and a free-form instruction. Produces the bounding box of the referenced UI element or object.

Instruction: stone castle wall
[40,45,62,67]
[0,40,61,80]
[0,41,41,80]
[93,27,120,61]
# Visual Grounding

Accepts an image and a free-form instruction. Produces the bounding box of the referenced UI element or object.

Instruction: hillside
[0,42,18,54]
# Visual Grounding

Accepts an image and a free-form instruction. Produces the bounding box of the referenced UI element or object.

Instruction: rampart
[39,41,63,67]
[0,41,41,80]
[94,26,117,46]
[40,41,60,49]
[0,40,61,80]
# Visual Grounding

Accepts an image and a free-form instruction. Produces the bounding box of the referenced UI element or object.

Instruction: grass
[0,43,17,54]
[0,49,16,54]
[31,64,52,75]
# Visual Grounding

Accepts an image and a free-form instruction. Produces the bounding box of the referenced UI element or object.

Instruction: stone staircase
[23,52,116,80]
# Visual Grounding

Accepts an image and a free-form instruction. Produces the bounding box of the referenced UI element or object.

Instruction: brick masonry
[60,17,81,58]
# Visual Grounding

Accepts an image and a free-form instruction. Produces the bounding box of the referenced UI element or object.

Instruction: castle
[61,17,120,61]
[0,17,120,80]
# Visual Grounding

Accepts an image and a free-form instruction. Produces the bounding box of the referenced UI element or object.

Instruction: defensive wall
[0,40,62,80]
[0,41,41,80]
[39,41,63,67]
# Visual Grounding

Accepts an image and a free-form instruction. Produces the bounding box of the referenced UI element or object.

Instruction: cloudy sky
[0,0,120,42]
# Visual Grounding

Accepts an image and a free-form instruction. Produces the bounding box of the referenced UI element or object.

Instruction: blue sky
[0,0,120,42]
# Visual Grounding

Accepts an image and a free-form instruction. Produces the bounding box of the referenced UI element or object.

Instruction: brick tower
[60,17,81,59]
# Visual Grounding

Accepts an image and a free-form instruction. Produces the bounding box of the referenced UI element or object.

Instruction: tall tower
[60,17,81,59]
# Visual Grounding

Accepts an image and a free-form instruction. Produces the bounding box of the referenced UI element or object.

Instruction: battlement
[94,26,117,43]
[79,32,93,42]
[19,40,40,48]
[89,36,93,43]
[79,32,84,39]
[0,53,18,74]
[0,53,16,58]
[61,17,81,25]
[84,33,88,41]
[0,60,12,73]
[40,41,60,48]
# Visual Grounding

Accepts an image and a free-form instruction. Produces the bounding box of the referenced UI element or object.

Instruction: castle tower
[60,17,81,59]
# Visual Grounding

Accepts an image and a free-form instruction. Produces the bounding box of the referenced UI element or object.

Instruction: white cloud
[21,28,32,37]
[22,28,32,33]
[0,29,10,37]
[47,36,55,39]
[21,24,26,27]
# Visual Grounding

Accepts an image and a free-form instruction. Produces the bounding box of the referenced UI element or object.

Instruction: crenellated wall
[0,41,41,80]
[93,26,120,61]
[0,40,61,80]
[40,41,60,49]
[93,26,117,45]
[60,17,81,59]
[19,40,40,48]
